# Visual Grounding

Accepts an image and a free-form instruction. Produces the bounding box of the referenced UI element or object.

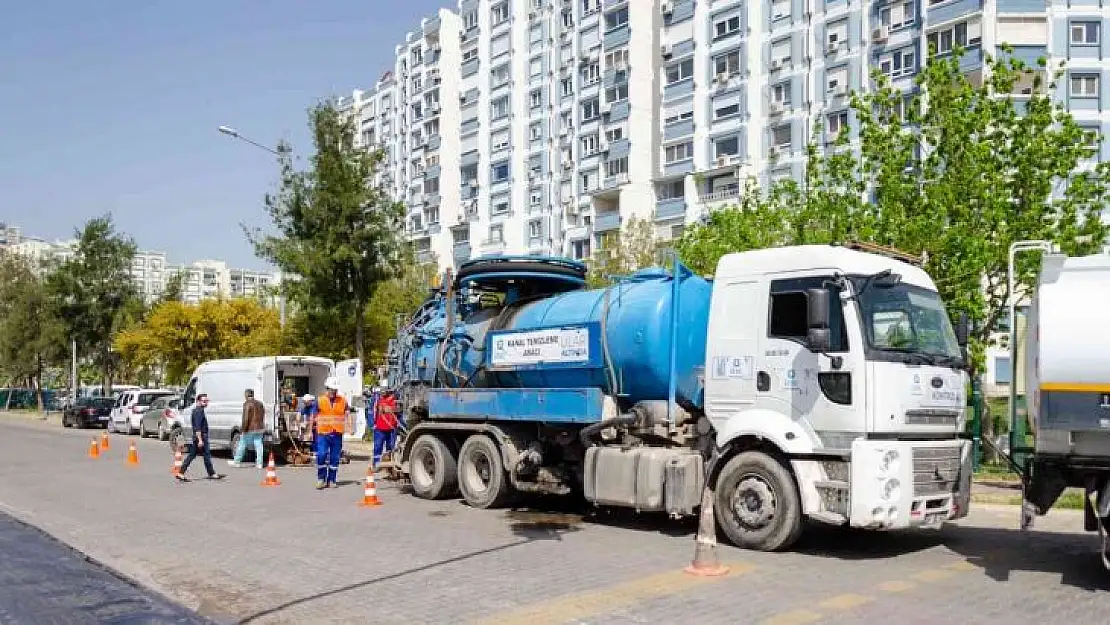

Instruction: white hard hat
[324,377,340,390]
[302,393,315,402]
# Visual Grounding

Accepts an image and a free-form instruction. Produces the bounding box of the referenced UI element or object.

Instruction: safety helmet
[324,377,340,390]
[302,393,315,402]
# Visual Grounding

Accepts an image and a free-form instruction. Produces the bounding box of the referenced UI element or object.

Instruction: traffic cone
[127,442,139,466]
[684,485,730,577]
[100,431,110,452]
[88,439,100,459]
[358,465,382,507]
[171,447,184,476]
[260,452,281,487]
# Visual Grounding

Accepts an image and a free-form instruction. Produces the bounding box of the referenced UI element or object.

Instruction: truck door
[335,358,364,440]
[261,359,277,435]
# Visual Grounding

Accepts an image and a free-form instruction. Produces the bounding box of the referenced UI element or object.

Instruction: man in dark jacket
[230,389,266,469]
[176,393,225,482]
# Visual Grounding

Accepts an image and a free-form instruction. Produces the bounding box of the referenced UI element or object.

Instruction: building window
[581,133,600,155]
[492,161,510,182]
[582,97,600,120]
[463,10,478,30]
[491,63,510,87]
[530,122,543,141]
[713,102,741,119]
[772,81,791,105]
[770,0,790,20]
[772,125,791,148]
[491,95,510,119]
[491,2,509,26]
[665,142,694,163]
[714,51,741,77]
[827,110,849,137]
[1071,74,1099,97]
[489,224,504,242]
[665,110,694,124]
[571,239,591,260]
[530,191,542,207]
[582,0,599,15]
[714,137,739,157]
[714,15,741,39]
[927,20,982,56]
[658,179,684,200]
[605,83,628,103]
[879,49,916,79]
[994,357,1012,385]
[492,200,510,215]
[561,77,574,96]
[582,62,600,85]
[530,89,542,109]
[452,227,470,245]
[666,59,694,84]
[605,157,628,177]
[605,49,629,70]
[1071,22,1100,45]
[880,1,915,31]
[604,6,628,30]
[604,126,624,142]
[463,47,479,62]
[529,220,543,238]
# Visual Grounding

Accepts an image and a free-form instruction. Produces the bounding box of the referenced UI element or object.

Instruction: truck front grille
[911,446,961,496]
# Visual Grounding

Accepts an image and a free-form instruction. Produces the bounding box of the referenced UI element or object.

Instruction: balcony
[594,210,622,232]
[655,196,687,220]
[700,185,741,204]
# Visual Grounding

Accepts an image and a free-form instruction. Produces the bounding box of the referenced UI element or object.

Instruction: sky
[0,0,445,271]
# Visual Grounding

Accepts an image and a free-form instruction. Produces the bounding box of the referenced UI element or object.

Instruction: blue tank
[393,256,713,411]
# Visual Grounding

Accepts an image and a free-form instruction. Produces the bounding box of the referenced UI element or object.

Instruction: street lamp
[216,123,287,325]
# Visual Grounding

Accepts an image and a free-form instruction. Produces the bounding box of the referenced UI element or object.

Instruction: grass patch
[971,489,1086,510]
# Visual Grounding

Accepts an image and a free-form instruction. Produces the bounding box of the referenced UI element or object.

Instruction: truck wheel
[714,451,804,552]
[458,434,512,509]
[409,434,459,500]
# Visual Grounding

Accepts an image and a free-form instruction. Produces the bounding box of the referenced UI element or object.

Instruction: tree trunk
[354,299,366,367]
[102,343,112,397]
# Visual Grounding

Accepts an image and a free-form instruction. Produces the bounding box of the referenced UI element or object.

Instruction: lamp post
[217,124,287,325]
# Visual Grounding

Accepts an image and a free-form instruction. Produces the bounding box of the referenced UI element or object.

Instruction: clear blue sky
[1,0,444,271]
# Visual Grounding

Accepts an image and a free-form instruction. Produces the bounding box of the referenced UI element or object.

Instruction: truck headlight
[881,478,901,502]
[879,449,900,475]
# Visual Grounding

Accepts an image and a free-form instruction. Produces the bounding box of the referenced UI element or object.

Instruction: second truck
[386,243,973,551]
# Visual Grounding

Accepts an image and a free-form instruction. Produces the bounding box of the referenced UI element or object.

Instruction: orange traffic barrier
[127,442,139,466]
[260,452,281,487]
[88,439,100,459]
[171,447,184,476]
[358,465,382,507]
[100,431,110,452]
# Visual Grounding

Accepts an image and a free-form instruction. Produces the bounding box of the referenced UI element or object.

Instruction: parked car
[109,389,176,435]
[62,397,115,429]
[139,396,182,441]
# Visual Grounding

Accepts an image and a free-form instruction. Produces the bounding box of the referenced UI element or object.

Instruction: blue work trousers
[316,432,343,484]
[373,428,397,466]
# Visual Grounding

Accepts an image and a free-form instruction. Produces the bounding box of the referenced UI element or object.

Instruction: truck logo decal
[931,377,944,389]
[1100,394,1110,409]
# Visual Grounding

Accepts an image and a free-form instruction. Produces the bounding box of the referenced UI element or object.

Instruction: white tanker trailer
[1020,251,1110,568]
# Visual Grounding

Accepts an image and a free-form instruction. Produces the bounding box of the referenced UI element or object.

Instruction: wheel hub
[732,476,776,529]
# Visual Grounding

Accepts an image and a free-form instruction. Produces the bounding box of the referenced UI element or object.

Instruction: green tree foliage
[46,216,139,393]
[246,102,406,366]
[114,297,283,385]
[0,253,65,409]
[678,47,1109,373]
[586,216,662,287]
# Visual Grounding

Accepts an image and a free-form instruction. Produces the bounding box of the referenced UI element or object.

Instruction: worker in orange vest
[314,377,348,489]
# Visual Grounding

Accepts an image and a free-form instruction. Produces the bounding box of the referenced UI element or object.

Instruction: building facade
[348,0,1110,272]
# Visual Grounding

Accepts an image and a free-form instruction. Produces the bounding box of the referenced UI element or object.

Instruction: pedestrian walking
[314,378,348,490]
[176,393,225,482]
[373,388,401,468]
[229,389,265,469]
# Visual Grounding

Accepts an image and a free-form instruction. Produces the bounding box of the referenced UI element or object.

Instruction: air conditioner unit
[715,72,729,84]
[529,10,538,19]
[661,43,673,57]
[661,2,674,14]
[770,101,785,115]
[560,126,568,136]
[873,27,888,42]
[769,145,784,158]
[771,58,783,70]
[599,140,610,151]
[827,40,840,54]
[601,102,611,114]
[469,180,479,188]
[563,160,573,169]
[430,102,441,113]
[727,154,742,165]
[828,84,847,97]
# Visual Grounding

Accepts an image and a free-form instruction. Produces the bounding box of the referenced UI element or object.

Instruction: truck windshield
[852,279,962,364]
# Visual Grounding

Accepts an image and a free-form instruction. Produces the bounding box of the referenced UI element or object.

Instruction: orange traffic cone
[684,485,730,577]
[260,452,281,487]
[127,442,139,466]
[171,447,184,476]
[358,465,382,507]
[88,439,100,459]
[100,431,110,452]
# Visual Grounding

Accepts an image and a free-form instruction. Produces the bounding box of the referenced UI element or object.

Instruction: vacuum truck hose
[579,413,638,448]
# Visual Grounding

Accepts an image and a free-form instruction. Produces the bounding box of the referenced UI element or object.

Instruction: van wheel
[714,451,804,552]
[409,434,458,500]
[458,434,512,509]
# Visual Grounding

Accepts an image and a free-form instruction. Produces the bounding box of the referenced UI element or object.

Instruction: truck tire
[714,451,804,552]
[457,434,512,509]
[409,434,459,500]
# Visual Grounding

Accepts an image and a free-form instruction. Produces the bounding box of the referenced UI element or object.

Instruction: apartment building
[130,250,170,303]
[0,223,21,248]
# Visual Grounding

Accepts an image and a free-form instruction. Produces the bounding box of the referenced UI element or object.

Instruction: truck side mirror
[806,288,831,352]
[955,312,970,347]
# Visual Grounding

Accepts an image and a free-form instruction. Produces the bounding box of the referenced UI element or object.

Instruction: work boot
[316,480,326,490]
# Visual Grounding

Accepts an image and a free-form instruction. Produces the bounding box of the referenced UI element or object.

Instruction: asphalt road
[1,412,1108,624]
[0,508,212,624]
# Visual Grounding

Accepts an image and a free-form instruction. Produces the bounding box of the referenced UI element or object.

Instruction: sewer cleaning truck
[1019,251,1110,568]
[385,243,973,552]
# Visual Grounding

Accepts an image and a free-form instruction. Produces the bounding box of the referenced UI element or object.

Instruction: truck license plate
[924,512,945,525]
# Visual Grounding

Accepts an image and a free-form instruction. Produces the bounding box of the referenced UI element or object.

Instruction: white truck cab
[705,245,972,543]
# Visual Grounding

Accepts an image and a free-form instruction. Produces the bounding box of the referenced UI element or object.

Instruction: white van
[176,356,364,460]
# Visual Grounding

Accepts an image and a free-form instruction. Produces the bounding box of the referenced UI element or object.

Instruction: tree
[0,253,65,409]
[46,216,139,394]
[246,101,406,367]
[115,297,283,384]
[586,216,662,287]
[678,47,1109,374]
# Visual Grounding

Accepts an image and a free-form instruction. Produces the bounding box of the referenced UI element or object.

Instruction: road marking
[473,561,753,625]
[877,580,916,593]
[760,609,823,625]
[818,593,873,611]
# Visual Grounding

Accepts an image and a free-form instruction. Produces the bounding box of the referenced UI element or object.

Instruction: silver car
[139,396,182,441]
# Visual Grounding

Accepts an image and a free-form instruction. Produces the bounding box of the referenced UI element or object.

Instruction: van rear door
[335,358,363,439]
[261,358,278,438]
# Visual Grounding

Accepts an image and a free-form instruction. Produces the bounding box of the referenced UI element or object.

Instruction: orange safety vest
[316,395,347,435]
